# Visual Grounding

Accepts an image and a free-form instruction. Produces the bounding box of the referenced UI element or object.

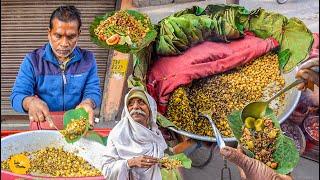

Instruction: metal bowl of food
[303,116,319,145]
[168,66,301,142]
[1,130,105,179]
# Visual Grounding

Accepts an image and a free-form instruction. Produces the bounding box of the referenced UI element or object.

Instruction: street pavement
[136,0,319,179]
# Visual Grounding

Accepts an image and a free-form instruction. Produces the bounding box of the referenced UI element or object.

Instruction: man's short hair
[49,5,82,30]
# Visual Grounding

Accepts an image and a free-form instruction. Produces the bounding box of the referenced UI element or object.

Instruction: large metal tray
[1,130,106,179]
[167,67,301,142]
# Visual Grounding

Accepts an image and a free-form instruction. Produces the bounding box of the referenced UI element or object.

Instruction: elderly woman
[102,88,167,180]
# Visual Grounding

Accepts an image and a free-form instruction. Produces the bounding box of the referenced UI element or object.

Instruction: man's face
[127,97,150,127]
[48,18,80,61]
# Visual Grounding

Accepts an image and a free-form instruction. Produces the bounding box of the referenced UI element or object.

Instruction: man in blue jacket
[10,5,101,125]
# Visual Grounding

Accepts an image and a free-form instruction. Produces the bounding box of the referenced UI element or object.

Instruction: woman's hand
[127,155,158,168]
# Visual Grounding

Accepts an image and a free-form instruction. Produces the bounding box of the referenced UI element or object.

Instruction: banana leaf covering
[148,32,279,114]
[241,8,314,72]
[155,5,249,56]
[205,4,250,41]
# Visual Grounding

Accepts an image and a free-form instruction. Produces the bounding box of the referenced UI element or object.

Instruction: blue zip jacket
[10,43,102,113]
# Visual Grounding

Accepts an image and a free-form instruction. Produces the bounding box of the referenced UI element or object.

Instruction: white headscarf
[102,88,167,180]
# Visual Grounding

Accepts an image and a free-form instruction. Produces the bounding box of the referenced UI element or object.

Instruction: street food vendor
[10,5,101,125]
[102,88,167,180]
[220,57,319,180]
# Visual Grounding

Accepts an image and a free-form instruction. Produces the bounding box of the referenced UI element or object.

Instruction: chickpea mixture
[60,117,87,141]
[94,10,150,46]
[160,156,183,170]
[240,117,279,169]
[1,147,101,177]
[166,53,285,137]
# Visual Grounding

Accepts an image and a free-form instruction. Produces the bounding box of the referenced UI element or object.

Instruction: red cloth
[147,32,279,114]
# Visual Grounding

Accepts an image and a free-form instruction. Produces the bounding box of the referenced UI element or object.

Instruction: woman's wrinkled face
[48,18,80,61]
[127,97,150,127]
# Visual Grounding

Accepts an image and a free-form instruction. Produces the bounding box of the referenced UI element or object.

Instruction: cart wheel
[188,142,214,168]
[276,0,288,4]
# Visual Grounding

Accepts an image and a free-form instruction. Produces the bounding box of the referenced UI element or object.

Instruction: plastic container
[281,121,306,155]
[1,130,111,179]
[303,116,319,145]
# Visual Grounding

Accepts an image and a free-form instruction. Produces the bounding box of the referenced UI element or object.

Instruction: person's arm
[77,52,102,125]
[220,146,292,180]
[296,58,319,91]
[10,55,36,113]
[10,55,51,122]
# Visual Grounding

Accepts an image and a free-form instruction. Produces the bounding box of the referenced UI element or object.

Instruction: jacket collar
[42,43,82,67]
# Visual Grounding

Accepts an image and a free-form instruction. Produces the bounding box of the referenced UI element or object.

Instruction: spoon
[241,63,319,121]
[241,79,305,121]
[199,113,225,148]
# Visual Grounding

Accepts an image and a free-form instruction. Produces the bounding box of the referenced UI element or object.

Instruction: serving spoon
[241,65,318,121]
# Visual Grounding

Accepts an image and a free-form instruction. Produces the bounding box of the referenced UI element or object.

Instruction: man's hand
[220,146,292,180]
[127,155,158,168]
[23,96,51,122]
[76,99,95,126]
[296,58,319,91]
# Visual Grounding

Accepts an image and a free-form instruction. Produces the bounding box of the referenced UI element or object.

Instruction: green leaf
[264,107,281,129]
[205,4,249,38]
[84,131,107,146]
[195,6,205,16]
[132,47,153,82]
[273,136,300,174]
[227,108,299,174]
[228,110,256,158]
[227,110,243,140]
[63,108,89,143]
[248,8,287,41]
[245,9,313,72]
[165,19,189,46]
[127,75,146,90]
[161,168,176,180]
[157,113,178,128]
[241,147,254,158]
[169,153,192,169]
[161,168,183,180]
[278,49,292,70]
[282,18,314,72]
[89,10,157,54]
[172,6,205,17]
